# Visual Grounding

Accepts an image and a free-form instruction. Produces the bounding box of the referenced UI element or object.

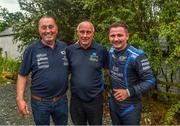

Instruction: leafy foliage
[0,56,20,83]
[0,21,6,32]
[0,0,179,123]
[83,0,180,88]
[0,6,24,28]
[164,101,180,124]
[0,0,178,88]
[0,6,8,31]
[1,0,178,89]
[1,1,178,80]
[11,0,92,51]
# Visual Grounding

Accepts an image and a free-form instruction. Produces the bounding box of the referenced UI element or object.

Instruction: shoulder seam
[128,46,144,56]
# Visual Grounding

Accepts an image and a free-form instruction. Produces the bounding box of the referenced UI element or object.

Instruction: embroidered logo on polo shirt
[61,50,68,66]
[61,51,65,54]
[36,53,49,69]
[89,52,98,62]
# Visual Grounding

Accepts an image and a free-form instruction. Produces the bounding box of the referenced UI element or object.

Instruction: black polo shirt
[19,39,69,98]
[66,41,108,101]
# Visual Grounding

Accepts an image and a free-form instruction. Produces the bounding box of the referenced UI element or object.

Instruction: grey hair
[76,21,95,32]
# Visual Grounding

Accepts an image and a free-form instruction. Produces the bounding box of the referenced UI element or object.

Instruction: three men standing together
[16,16,155,125]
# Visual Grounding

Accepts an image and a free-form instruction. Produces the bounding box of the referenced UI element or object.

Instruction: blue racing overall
[109,44,156,125]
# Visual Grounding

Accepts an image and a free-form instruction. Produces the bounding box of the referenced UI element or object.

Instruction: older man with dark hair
[16,16,69,125]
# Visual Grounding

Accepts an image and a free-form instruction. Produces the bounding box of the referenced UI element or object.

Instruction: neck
[79,42,91,49]
[42,40,55,49]
[115,43,128,52]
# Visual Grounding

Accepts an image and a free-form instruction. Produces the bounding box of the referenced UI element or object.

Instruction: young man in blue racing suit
[108,23,156,125]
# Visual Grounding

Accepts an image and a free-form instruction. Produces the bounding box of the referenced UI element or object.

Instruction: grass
[0,56,20,84]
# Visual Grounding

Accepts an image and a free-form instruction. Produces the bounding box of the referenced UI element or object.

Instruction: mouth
[117,40,123,43]
[81,39,89,43]
[44,34,54,38]
[46,35,53,38]
[113,40,123,44]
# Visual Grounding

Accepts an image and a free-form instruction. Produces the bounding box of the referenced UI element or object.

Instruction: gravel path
[0,83,34,125]
[0,83,111,125]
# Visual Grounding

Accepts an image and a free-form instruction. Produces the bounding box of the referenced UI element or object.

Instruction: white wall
[0,35,20,59]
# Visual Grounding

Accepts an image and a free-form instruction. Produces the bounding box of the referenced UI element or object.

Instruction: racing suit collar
[114,44,129,54]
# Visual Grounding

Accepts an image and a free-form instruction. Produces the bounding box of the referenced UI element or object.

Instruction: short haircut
[76,20,95,32]
[38,15,58,27]
[108,22,128,34]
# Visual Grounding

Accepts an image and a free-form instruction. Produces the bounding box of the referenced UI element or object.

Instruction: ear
[126,33,129,39]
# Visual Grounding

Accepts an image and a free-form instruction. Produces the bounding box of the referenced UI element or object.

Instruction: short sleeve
[19,46,33,76]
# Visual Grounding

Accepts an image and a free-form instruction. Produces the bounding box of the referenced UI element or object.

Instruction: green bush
[0,56,20,83]
[164,101,180,125]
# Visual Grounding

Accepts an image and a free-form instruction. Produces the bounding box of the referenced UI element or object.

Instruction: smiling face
[109,26,129,51]
[77,21,94,49]
[38,17,58,46]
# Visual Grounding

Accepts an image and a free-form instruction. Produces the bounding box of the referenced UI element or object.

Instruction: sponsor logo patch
[36,53,49,69]
[89,52,99,62]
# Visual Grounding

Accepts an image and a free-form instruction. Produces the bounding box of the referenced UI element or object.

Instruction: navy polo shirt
[66,41,108,101]
[19,39,69,98]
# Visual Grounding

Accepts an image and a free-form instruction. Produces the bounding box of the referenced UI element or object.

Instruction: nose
[114,35,119,41]
[45,27,51,32]
[82,32,88,37]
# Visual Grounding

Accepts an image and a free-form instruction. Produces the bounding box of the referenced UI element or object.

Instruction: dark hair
[38,15,58,27]
[108,22,128,33]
